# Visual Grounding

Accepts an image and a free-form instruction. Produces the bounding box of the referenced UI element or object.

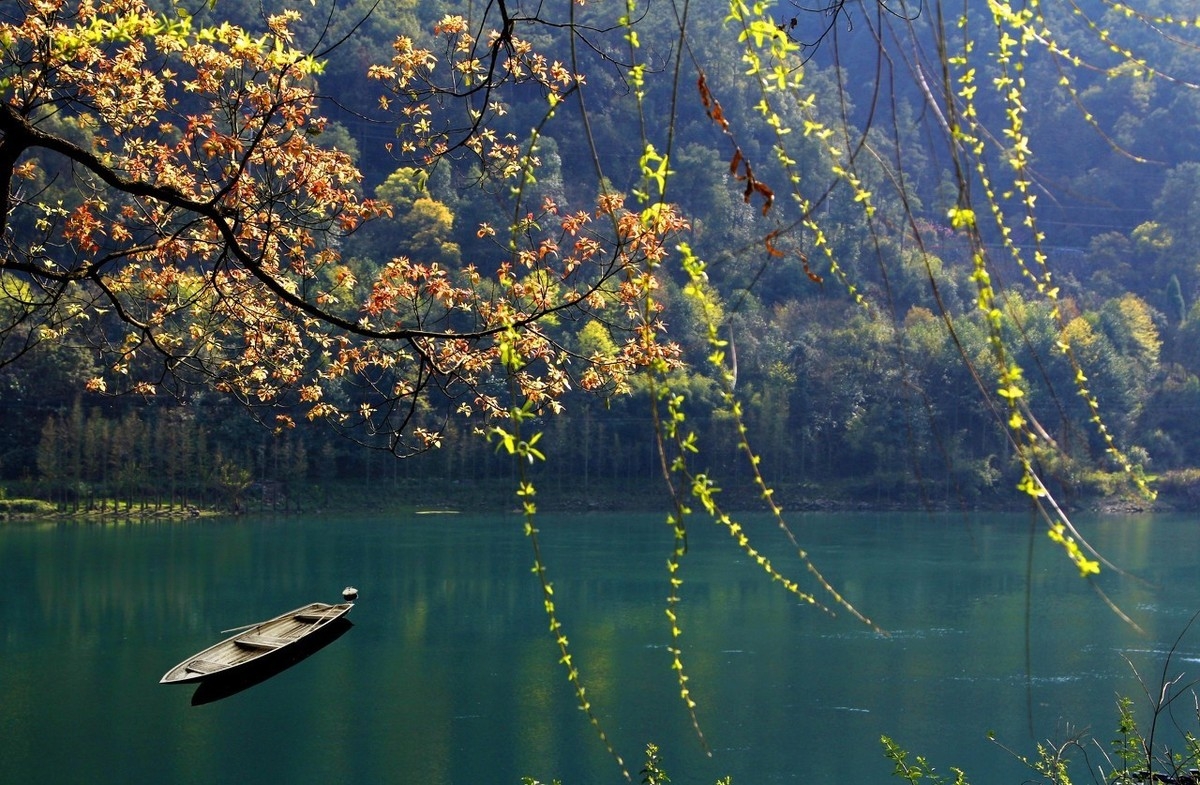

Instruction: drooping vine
[676,242,881,630]
[718,0,1162,584]
[625,11,711,748]
[491,328,631,781]
[934,2,1154,576]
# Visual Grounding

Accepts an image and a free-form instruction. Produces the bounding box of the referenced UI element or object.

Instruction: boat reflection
[190,618,354,705]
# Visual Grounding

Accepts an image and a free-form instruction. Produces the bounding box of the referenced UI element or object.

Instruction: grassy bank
[0,497,57,518]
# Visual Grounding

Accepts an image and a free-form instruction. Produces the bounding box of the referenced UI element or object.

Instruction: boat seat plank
[186,658,228,674]
[235,633,291,649]
[295,610,340,622]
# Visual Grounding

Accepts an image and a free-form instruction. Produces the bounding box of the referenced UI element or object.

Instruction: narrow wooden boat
[160,601,354,684]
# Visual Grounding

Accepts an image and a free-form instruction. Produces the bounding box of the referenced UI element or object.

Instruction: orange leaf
[764,230,785,257]
[752,181,774,215]
[799,251,823,284]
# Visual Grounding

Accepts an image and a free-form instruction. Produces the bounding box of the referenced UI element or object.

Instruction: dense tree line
[0,280,1185,509]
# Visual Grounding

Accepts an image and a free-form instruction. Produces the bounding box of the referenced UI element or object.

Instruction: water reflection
[2,512,1200,785]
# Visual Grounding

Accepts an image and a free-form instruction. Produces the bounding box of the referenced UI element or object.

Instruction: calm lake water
[2,510,1200,784]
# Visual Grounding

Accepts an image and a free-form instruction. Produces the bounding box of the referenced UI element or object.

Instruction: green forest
[3,0,1200,517]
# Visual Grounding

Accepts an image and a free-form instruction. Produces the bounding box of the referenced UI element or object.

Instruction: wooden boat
[160,601,354,684]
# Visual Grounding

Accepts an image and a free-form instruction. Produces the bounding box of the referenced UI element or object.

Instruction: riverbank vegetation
[885,614,1200,785]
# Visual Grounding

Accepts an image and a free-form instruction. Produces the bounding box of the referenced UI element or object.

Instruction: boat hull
[160,601,354,684]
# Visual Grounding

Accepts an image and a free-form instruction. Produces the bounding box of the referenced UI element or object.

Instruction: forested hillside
[2,0,1199,513]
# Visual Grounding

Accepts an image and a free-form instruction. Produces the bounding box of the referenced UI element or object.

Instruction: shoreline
[1,476,1183,522]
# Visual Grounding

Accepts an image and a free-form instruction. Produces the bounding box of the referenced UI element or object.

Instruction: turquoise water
[1,511,1198,784]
